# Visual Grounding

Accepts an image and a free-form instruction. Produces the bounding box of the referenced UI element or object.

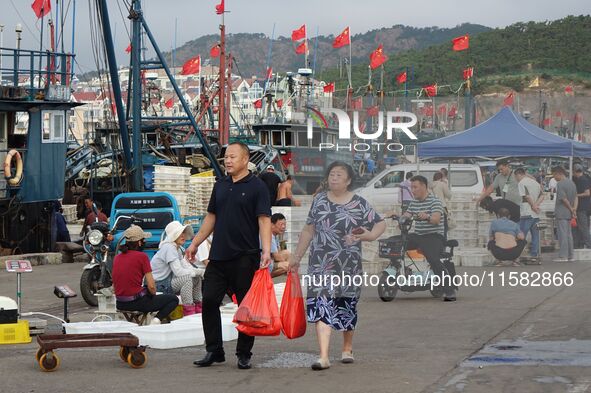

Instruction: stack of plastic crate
[447,193,479,248]
[189,173,215,216]
[153,166,192,216]
[61,204,78,223]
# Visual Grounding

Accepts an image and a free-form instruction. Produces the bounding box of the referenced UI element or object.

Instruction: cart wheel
[39,351,60,372]
[127,349,147,369]
[119,346,130,362]
[36,348,47,362]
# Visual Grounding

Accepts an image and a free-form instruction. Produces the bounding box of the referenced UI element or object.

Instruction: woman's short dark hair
[410,175,428,187]
[120,240,142,254]
[325,161,355,191]
[433,172,443,181]
[440,168,448,176]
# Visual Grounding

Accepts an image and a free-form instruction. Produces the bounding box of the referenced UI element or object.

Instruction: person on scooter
[151,221,205,316]
[403,175,457,302]
[112,225,179,325]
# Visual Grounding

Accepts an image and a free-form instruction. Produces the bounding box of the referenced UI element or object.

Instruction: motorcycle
[79,206,135,307]
[377,215,458,302]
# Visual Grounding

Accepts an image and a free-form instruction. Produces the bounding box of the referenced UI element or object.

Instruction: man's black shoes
[193,352,225,367]
[237,354,252,370]
[443,289,457,302]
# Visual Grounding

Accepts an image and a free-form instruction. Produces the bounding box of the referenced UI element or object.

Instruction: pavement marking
[464,339,591,367]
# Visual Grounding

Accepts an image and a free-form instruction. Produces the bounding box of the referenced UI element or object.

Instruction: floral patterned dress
[305,192,382,331]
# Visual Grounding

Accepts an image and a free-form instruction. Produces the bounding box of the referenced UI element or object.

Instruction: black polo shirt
[207,172,271,261]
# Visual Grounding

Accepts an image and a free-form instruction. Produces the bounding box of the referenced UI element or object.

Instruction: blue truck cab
[110,192,202,259]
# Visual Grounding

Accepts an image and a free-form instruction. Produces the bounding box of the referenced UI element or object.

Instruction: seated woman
[151,221,205,316]
[112,225,179,325]
[487,208,527,266]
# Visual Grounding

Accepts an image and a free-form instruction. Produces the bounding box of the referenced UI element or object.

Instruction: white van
[355,163,485,207]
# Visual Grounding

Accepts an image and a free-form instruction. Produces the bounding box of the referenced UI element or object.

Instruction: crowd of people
[475,159,590,265]
[89,148,591,372]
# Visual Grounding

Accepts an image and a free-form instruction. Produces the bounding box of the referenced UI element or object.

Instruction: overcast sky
[1,0,589,76]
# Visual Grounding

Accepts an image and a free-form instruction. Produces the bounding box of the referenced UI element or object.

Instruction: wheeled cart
[36,333,147,371]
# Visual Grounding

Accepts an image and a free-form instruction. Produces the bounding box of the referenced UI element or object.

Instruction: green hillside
[320,15,591,95]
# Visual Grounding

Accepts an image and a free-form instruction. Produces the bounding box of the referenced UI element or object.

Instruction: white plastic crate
[63,321,138,334]
[573,249,591,261]
[460,253,493,267]
[154,165,192,175]
[449,210,478,221]
[130,323,205,349]
[363,259,388,275]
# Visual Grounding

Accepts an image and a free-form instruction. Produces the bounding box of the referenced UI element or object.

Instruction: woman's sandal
[311,358,331,370]
[341,351,354,364]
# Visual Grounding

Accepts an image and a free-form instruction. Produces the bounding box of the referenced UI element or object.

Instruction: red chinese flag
[452,35,469,51]
[266,67,273,80]
[448,106,457,117]
[254,99,263,109]
[291,25,306,41]
[438,104,447,115]
[165,98,174,109]
[424,105,434,116]
[215,0,224,15]
[180,55,201,75]
[351,97,363,110]
[367,106,379,117]
[295,40,308,55]
[543,118,552,126]
[125,43,132,54]
[369,44,388,69]
[210,44,220,58]
[31,0,51,18]
[565,85,574,94]
[503,92,514,106]
[332,27,350,48]
[276,99,283,108]
[323,82,335,93]
[463,67,474,80]
[424,84,437,97]
[395,71,407,84]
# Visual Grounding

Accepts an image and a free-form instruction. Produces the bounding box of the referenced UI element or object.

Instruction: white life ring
[4,149,23,186]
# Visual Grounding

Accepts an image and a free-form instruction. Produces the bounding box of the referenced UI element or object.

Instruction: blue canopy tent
[417,107,591,159]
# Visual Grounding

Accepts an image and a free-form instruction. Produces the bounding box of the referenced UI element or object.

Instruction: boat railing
[0,47,75,101]
[0,147,28,198]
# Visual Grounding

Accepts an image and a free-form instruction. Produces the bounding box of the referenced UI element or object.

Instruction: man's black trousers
[202,254,259,357]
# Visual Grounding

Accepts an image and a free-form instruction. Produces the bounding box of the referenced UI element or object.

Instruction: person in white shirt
[151,221,205,316]
[515,168,544,262]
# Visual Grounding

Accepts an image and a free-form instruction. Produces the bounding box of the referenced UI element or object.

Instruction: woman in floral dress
[291,161,386,370]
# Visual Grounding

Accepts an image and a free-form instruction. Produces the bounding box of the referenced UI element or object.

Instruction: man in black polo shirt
[186,142,272,370]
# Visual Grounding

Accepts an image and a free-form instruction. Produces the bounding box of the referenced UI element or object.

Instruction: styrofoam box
[171,313,238,343]
[63,321,138,334]
[130,324,204,349]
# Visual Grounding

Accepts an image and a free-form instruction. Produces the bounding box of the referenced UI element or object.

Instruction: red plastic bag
[280,271,307,339]
[571,217,578,228]
[233,269,281,336]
